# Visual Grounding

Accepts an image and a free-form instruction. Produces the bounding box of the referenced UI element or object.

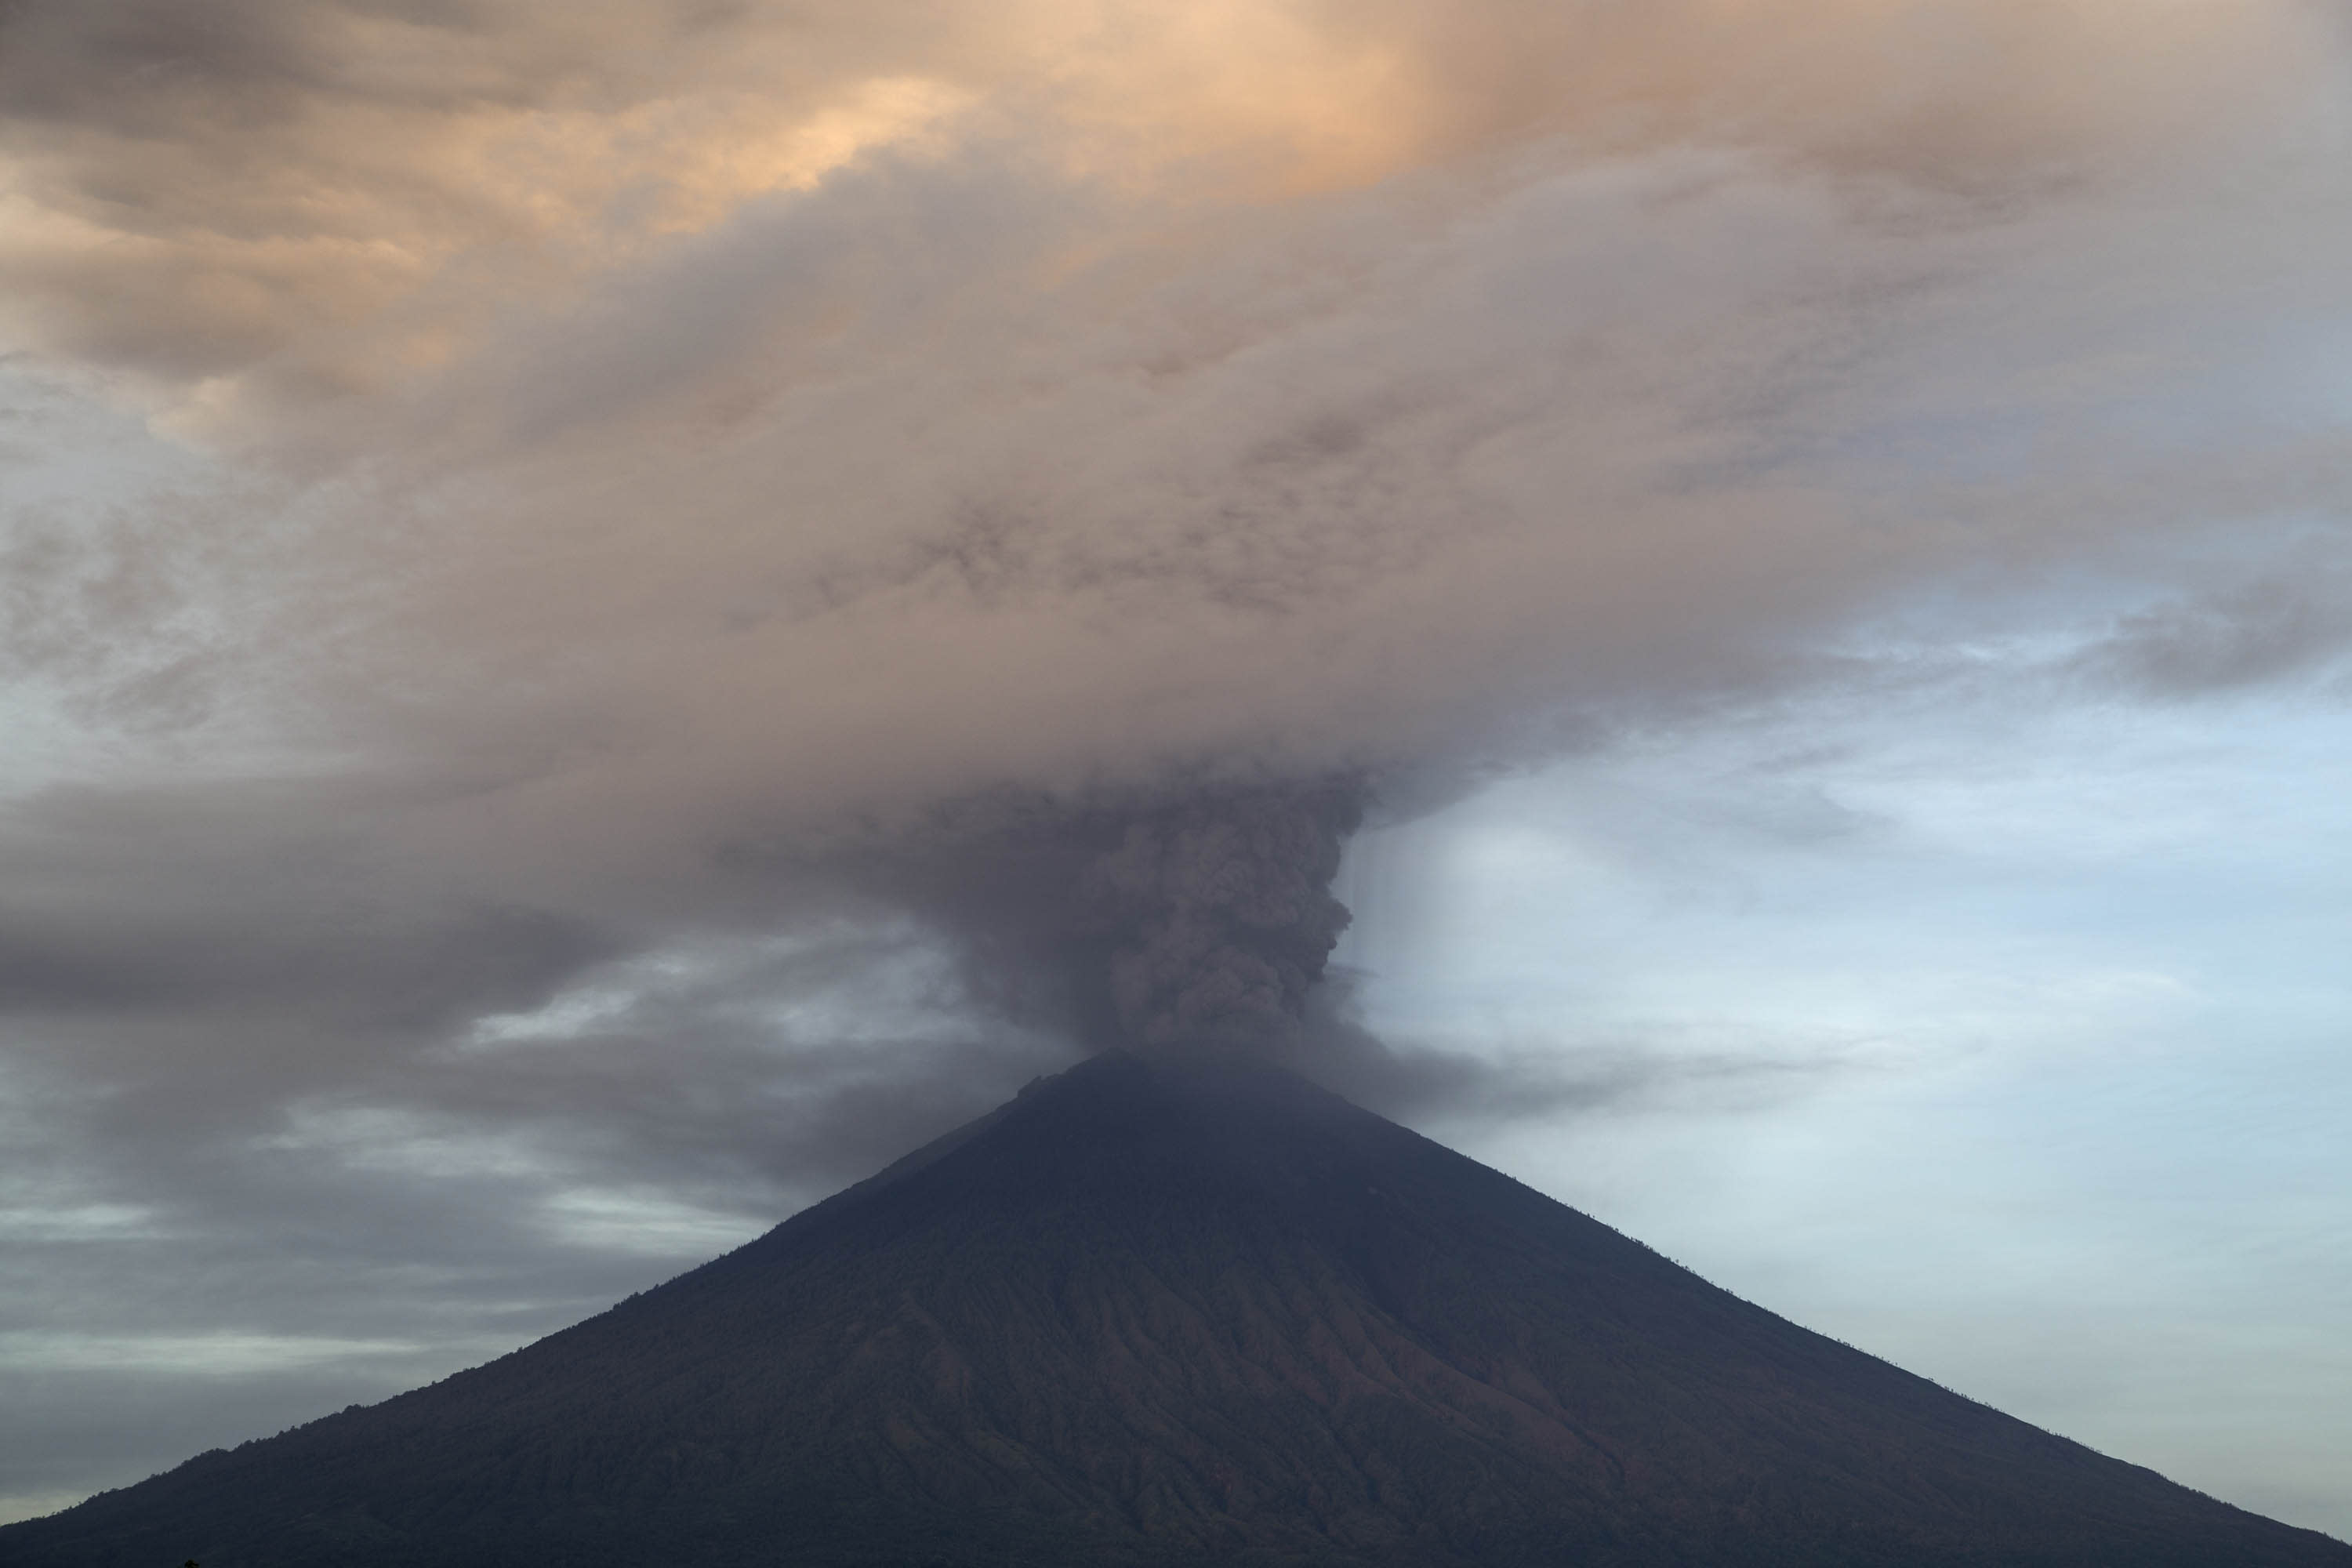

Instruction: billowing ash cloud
[1072,783,1361,1051]
[0,0,2338,1162]
[0,0,2340,1105]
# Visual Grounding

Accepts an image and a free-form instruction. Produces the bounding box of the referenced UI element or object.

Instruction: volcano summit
[4,1051,2343,1568]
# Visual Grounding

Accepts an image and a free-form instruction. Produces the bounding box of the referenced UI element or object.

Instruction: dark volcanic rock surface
[5,1051,2347,1567]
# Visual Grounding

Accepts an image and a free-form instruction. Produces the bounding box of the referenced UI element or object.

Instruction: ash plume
[1070,783,1362,1053]
[826,779,1367,1060]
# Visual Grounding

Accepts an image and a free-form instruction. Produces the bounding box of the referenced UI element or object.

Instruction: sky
[2,0,2349,1541]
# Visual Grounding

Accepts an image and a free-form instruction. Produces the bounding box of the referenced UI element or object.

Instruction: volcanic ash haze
[2,0,2345,929]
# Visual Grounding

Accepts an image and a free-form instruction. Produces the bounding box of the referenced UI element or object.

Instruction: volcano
[5,1051,2344,1567]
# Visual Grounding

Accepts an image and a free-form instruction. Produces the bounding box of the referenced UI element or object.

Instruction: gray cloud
[0,781,618,1023]
[1,0,2340,1169]
[1285,974,1862,1129]
[2074,564,2352,699]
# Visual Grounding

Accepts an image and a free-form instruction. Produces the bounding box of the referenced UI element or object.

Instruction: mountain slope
[5,1051,2345,1567]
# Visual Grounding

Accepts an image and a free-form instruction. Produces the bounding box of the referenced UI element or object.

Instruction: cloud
[2073,562,2352,698]
[0,779,619,1023]
[0,0,2341,1077]
[2,0,2336,420]
[1286,971,1867,1130]
[0,0,2340,1181]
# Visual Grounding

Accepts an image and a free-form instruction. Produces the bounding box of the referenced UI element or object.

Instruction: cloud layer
[1,0,2344,1123]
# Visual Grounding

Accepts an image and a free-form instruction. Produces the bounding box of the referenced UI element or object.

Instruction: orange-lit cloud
[5,0,2329,434]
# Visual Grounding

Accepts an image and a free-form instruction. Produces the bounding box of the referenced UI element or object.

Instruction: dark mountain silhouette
[5,1051,2346,1567]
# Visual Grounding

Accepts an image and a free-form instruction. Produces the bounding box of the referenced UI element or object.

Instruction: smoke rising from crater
[1073,783,1361,1052]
